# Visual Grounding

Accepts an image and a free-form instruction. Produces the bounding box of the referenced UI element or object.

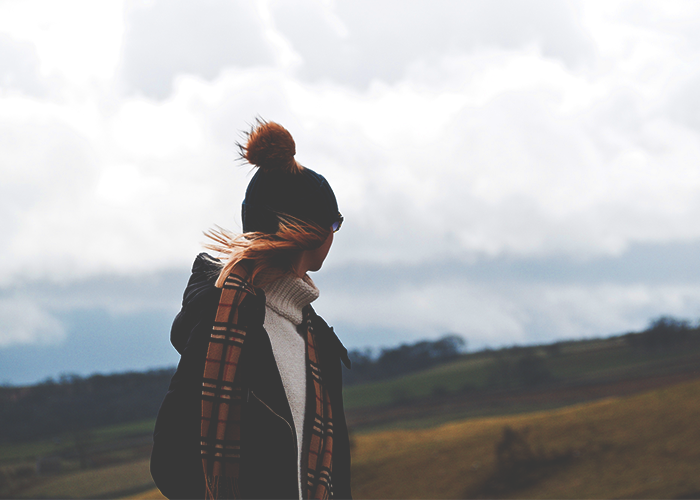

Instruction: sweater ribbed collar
[261,273,319,326]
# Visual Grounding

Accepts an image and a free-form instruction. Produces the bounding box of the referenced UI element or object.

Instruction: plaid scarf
[201,267,334,499]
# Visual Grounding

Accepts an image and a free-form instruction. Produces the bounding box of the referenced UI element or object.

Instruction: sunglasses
[331,213,344,233]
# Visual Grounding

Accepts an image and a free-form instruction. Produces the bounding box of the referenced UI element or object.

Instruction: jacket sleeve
[151,256,221,499]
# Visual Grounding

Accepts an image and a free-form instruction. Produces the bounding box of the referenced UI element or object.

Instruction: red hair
[203,215,330,288]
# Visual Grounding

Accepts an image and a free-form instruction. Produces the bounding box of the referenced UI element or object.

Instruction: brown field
[125,486,166,499]
[351,378,700,499]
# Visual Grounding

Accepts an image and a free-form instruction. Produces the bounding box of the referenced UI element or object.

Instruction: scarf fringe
[205,473,240,500]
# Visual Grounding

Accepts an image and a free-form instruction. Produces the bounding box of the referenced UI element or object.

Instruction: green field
[0,420,157,499]
[343,338,700,413]
[344,355,493,409]
[20,459,155,499]
[0,419,155,464]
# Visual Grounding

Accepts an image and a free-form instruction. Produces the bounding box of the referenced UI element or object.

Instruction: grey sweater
[261,273,319,500]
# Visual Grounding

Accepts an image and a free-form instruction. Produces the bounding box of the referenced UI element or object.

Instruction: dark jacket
[150,254,352,499]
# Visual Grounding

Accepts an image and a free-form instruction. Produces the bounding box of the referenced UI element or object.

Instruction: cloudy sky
[2,0,700,385]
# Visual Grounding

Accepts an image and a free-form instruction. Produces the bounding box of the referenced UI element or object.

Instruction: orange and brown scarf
[200,267,334,499]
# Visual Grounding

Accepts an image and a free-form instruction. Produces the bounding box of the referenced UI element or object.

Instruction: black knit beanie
[240,121,339,234]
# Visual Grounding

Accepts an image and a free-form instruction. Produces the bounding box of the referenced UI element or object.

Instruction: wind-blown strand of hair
[203,214,330,288]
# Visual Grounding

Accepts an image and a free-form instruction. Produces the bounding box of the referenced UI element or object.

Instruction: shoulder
[180,253,221,307]
[307,307,351,369]
[172,254,267,350]
[183,253,262,307]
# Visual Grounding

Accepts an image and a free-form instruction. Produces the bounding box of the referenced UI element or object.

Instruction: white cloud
[2,0,700,358]
[0,0,124,85]
[319,277,700,349]
[0,34,47,97]
[120,0,276,98]
[270,0,595,87]
[0,297,66,347]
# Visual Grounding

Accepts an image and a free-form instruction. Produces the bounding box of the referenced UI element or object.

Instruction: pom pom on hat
[240,119,303,174]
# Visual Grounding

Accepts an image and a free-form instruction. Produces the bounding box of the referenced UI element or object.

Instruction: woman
[150,121,352,500]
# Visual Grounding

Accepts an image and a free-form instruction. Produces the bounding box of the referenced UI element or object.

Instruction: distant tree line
[623,316,699,350]
[343,334,466,385]
[1,335,470,443]
[0,369,174,443]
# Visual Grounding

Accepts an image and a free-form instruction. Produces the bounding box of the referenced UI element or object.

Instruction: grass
[546,343,700,381]
[342,342,700,411]
[17,458,155,499]
[0,418,156,464]
[343,356,492,409]
[0,419,157,499]
[350,378,700,499]
[125,487,166,499]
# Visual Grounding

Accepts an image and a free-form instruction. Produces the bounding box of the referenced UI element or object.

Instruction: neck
[291,254,311,278]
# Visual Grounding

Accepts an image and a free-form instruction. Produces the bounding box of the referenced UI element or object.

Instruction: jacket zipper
[249,390,299,456]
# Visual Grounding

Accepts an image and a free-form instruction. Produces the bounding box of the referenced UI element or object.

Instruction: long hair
[203,214,330,288]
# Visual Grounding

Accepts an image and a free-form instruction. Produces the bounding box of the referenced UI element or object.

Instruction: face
[306,230,334,272]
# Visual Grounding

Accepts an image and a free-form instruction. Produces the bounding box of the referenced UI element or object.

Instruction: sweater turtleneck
[262,273,319,326]
[260,272,319,500]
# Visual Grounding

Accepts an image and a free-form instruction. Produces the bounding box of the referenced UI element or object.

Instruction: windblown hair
[204,215,330,288]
